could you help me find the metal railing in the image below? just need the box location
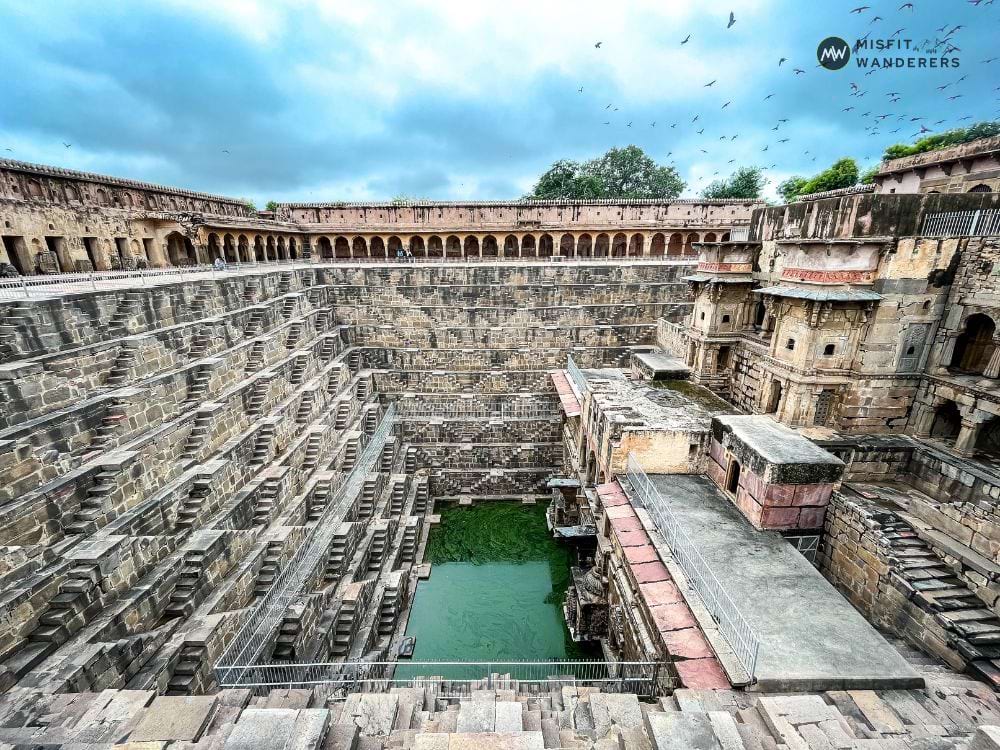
[624,452,760,680]
[0,260,313,300]
[215,659,668,697]
[921,209,1000,237]
[214,405,396,683]
[314,254,692,265]
[566,354,588,397]
[727,226,750,242]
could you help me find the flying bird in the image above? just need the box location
[650,122,656,127]
[850,5,870,12]
[681,34,691,44]
[899,2,913,8]
[778,118,789,123]
[594,41,602,48]
[700,149,708,153]
[850,82,859,91]
[603,121,610,125]
[762,145,769,152]
[606,103,612,109]
[722,101,731,109]
[727,11,736,28]
[778,57,787,66]
[222,149,230,154]
[779,138,790,143]
[692,114,700,122]
[763,93,774,100]
[843,106,855,112]
[891,28,904,38]
[697,128,705,134]
[62,143,71,148]
[727,159,736,163]
[626,122,632,127]
[793,68,805,74]
[948,94,963,100]
[870,15,883,24]
[578,87,583,93]
[704,79,717,87]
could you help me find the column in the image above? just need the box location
[954,418,982,456]
[910,403,936,437]
[984,343,1000,378]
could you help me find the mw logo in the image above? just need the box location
[817,37,851,70]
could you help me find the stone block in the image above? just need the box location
[128,696,218,743]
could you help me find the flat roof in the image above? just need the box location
[646,474,923,691]
[633,352,691,376]
[715,415,845,467]
[753,285,882,302]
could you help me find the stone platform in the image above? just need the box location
[646,474,923,691]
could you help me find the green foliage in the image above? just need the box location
[778,158,860,202]
[777,176,808,203]
[241,199,257,212]
[701,166,765,199]
[860,166,879,185]
[265,200,278,211]
[882,121,1000,161]
[528,145,684,199]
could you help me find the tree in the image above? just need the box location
[859,166,878,185]
[777,176,808,203]
[701,166,765,199]
[527,146,684,199]
[777,158,859,202]
[883,120,1000,161]
[265,200,279,211]
[241,199,257,212]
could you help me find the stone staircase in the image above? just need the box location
[165,642,208,695]
[185,364,213,402]
[254,541,283,598]
[181,410,214,461]
[397,518,419,565]
[324,528,351,583]
[357,478,379,520]
[250,422,277,467]
[341,438,359,470]
[285,321,304,349]
[303,431,325,469]
[254,477,282,526]
[388,479,406,517]
[290,353,308,384]
[244,339,266,374]
[106,345,138,387]
[64,471,116,535]
[164,550,206,619]
[107,292,142,335]
[26,564,102,651]
[189,326,212,359]
[367,522,392,574]
[335,402,353,429]
[175,478,213,531]
[90,402,127,450]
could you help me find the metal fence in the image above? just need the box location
[214,404,396,683]
[566,354,588,397]
[624,452,760,680]
[215,659,669,697]
[921,209,1000,237]
[0,260,313,300]
[395,402,558,420]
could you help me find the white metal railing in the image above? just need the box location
[215,405,396,682]
[214,660,670,696]
[624,452,760,680]
[728,226,750,241]
[921,209,1000,237]
[0,260,313,300]
[566,354,587,397]
[397,403,558,420]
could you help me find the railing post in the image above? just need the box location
[970,210,982,236]
[20,276,29,299]
[90,272,97,291]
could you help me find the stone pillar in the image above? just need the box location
[955,418,982,456]
[910,403,936,437]
[935,334,958,372]
[984,343,1000,378]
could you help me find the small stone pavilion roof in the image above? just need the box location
[713,415,844,485]
[753,285,882,302]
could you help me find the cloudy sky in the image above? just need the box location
[0,0,997,205]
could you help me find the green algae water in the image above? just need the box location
[396,502,598,678]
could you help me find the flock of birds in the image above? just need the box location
[580,2,999,192]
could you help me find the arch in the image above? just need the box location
[482,235,499,257]
[334,236,350,258]
[277,237,288,260]
[207,233,222,262]
[628,233,643,257]
[704,232,717,243]
[559,233,574,257]
[753,301,767,329]
[650,233,665,257]
[387,236,403,258]
[238,234,251,262]
[683,233,699,255]
[409,235,426,257]
[254,236,265,262]
[594,233,610,257]
[504,235,519,257]
[577,233,593,257]
[317,236,333,260]
[370,236,386,258]
[969,184,992,193]
[667,233,683,256]
[352,236,368,258]
[930,401,962,442]
[223,234,237,263]
[950,313,996,375]
[539,233,554,258]
[289,237,298,259]
[165,231,196,267]
[521,235,536,257]
[428,235,443,258]
[611,233,628,257]
[266,236,277,261]
[446,235,462,258]
[463,236,480,258]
